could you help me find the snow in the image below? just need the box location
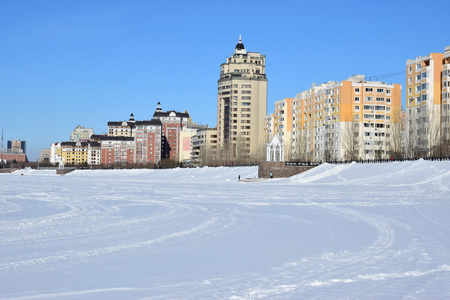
[1,160,450,299]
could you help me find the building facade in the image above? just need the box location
[107,114,136,137]
[91,135,136,166]
[7,140,26,153]
[60,141,101,165]
[192,127,218,165]
[266,75,402,162]
[153,102,191,162]
[39,149,51,163]
[134,119,163,165]
[406,46,450,157]
[217,36,267,160]
[70,125,94,142]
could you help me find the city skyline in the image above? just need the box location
[1,0,448,160]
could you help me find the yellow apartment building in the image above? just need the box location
[61,141,101,165]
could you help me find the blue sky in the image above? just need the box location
[1,0,448,161]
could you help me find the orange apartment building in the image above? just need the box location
[406,46,450,157]
[267,75,402,162]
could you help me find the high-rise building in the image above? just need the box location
[406,46,450,157]
[266,75,402,161]
[134,120,162,165]
[217,36,267,159]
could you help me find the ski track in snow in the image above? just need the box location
[1,162,450,299]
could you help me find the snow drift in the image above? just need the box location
[1,160,449,299]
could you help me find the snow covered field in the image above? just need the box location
[1,160,450,299]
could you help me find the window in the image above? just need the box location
[386,89,391,94]
[376,97,385,102]
[366,96,373,101]
[355,96,360,102]
[376,88,384,93]
[409,66,412,73]
[355,105,360,111]
[355,88,360,93]
[416,63,421,70]
[365,88,373,92]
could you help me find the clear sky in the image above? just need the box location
[1,0,448,161]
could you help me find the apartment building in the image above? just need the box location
[70,125,94,142]
[50,142,62,164]
[217,36,267,159]
[134,120,163,165]
[90,135,135,166]
[268,75,402,162]
[60,141,101,165]
[443,47,450,145]
[263,113,275,144]
[406,48,448,157]
[273,98,293,159]
[107,114,136,137]
[153,102,191,162]
[192,127,218,165]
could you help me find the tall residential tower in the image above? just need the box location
[217,36,267,159]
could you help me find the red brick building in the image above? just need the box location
[153,102,191,161]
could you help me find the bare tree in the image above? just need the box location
[387,110,404,159]
[341,115,360,161]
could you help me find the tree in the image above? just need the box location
[341,114,360,161]
[387,110,404,159]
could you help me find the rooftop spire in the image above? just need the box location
[235,34,245,52]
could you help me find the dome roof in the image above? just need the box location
[235,34,245,50]
[235,41,245,50]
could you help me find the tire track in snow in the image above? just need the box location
[0,215,219,272]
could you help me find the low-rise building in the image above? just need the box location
[61,141,101,166]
